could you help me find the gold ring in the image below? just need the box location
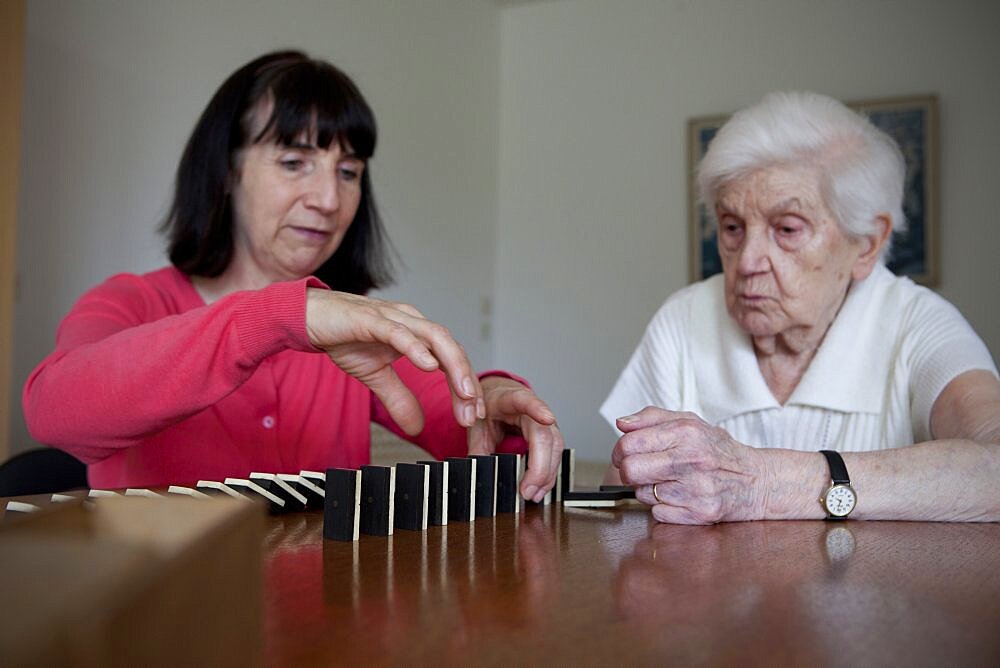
[652,483,664,504]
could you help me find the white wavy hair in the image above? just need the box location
[696,91,906,260]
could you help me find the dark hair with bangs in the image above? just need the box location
[160,50,394,293]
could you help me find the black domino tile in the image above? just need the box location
[324,468,362,541]
[417,460,449,526]
[359,465,395,536]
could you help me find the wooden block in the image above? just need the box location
[249,473,307,511]
[417,460,449,526]
[359,465,395,536]
[445,457,476,522]
[224,478,286,513]
[0,497,264,665]
[495,453,523,514]
[469,455,497,517]
[560,448,576,500]
[167,486,211,500]
[394,463,430,531]
[323,468,361,542]
[563,488,633,508]
[278,473,324,509]
[196,480,250,501]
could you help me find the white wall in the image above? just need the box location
[496,0,1000,460]
[11,0,500,454]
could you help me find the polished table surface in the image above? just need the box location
[262,505,1000,665]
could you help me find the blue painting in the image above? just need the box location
[689,95,938,285]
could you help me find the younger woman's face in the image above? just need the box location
[228,127,366,285]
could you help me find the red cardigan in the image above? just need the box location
[23,267,526,488]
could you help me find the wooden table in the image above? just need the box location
[262,505,1000,665]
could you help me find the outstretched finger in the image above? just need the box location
[488,387,556,426]
[520,420,562,500]
[360,364,425,436]
[380,311,484,426]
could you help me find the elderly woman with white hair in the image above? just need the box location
[602,91,1000,523]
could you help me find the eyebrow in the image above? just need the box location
[281,141,361,160]
[764,198,806,216]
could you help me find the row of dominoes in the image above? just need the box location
[3,449,638,529]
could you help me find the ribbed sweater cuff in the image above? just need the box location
[234,277,328,362]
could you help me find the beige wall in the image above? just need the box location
[496,0,1000,459]
[1,0,26,461]
[12,0,1000,464]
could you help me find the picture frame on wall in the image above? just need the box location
[686,94,939,285]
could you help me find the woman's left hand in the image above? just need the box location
[611,406,769,524]
[467,376,564,502]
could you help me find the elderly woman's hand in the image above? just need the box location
[467,376,564,502]
[612,406,769,524]
[305,288,484,436]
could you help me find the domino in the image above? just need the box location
[167,486,211,499]
[469,455,497,517]
[445,457,476,522]
[417,460,449,526]
[224,478,286,513]
[125,488,163,498]
[394,463,430,532]
[278,473,325,509]
[196,480,251,501]
[359,465,395,536]
[88,489,121,498]
[324,468,362,542]
[560,448,575,500]
[51,493,80,503]
[495,453,523,514]
[250,473,308,512]
[6,501,40,513]
[563,488,634,508]
[299,470,326,490]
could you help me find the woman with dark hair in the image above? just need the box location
[23,51,563,500]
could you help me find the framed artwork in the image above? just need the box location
[687,94,939,285]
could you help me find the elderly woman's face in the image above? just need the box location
[229,135,365,284]
[715,165,868,340]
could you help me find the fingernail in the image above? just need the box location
[477,398,487,419]
[532,490,546,503]
[523,485,539,500]
[463,404,475,426]
[462,377,475,398]
[421,352,437,367]
[617,414,639,424]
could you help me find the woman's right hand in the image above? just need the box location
[305,288,485,436]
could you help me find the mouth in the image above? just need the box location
[288,226,333,243]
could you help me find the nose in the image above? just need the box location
[305,168,339,214]
[735,227,771,275]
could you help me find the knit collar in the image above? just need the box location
[691,266,894,424]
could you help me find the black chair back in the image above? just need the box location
[0,448,88,496]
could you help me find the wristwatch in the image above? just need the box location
[819,450,857,519]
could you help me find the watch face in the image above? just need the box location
[826,484,857,517]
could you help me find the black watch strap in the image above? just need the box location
[819,450,850,485]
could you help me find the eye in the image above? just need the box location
[338,161,364,183]
[280,159,304,172]
[773,215,810,249]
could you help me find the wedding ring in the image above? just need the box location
[652,483,664,504]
